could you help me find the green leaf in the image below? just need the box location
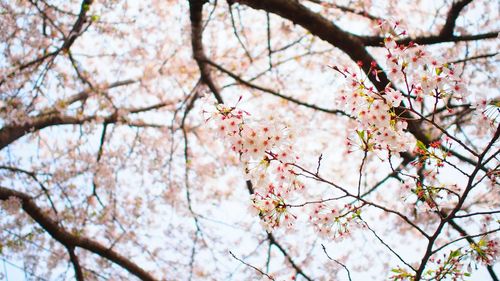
[450,249,461,258]
[391,268,401,273]
[489,99,500,107]
[416,140,426,150]
[356,130,365,140]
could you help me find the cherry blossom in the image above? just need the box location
[1,1,498,281]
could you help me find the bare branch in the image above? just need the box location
[188,0,223,103]
[67,246,85,281]
[440,0,473,37]
[205,59,352,117]
[321,244,352,281]
[62,0,94,51]
[229,251,275,280]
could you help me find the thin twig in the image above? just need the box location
[229,251,275,280]
[321,244,352,281]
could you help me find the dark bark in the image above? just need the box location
[0,186,159,281]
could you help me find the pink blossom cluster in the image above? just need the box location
[336,67,415,153]
[379,21,468,100]
[421,249,468,281]
[380,20,500,139]
[309,204,362,239]
[336,20,490,155]
[470,237,499,266]
[250,192,296,230]
[204,100,302,229]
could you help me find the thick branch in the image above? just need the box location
[0,101,168,149]
[440,0,473,37]
[361,0,497,46]
[0,186,159,281]
[67,246,85,281]
[0,114,84,150]
[62,0,94,51]
[234,0,389,90]
[233,0,432,146]
[188,0,223,103]
[362,32,499,47]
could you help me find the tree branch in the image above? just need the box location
[0,100,169,149]
[61,0,94,51]
[229,251,275,280]
[306,0,381,21]
[234,0,389,89]
[205,59,351,117]
[440,0,473,37]
[245,181,313,281]
[188,0,223,103]
[0,186,159,281]
[414,123,500,280]
[361,32,499,47]
[232,0,432,146]
[67,246,85,281]
[445,219,499,281]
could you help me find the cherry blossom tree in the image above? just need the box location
[0,0,498,280]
